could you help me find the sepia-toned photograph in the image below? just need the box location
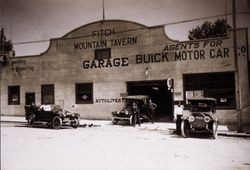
[1,0,250,169]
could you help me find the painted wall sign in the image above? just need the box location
[10,59,35,72]
[83,49,230,69]
[79,35,232,69]
[163,40,223,51]
[74,28,137,50]
[83,57,129,69]
[92,28,115,38]
[162,39,230,61]
[74,37,137,50]
[95,98,123,103]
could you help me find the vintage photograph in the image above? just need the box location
[1,0,250,169]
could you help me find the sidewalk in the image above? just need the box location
[1,116,250,137]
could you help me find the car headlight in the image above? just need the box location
[125,110,129,115]
[204,116,211,123]
[188,116,195,122]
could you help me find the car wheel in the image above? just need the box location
[71,119,79,128]
[52,116,62,129]
[181,120,189,138]
[212,122,218,139]
[112,117,118,125]
[129,115,136,126]
[27,115,35,127]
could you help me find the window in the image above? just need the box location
[8,86,20,105]
[183,72,236,109]
[76,83,93,104]
[95,48,111,60]
[41,84,54,104]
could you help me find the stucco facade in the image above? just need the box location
[0,20,249,128]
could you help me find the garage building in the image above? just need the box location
[0,20,249,128]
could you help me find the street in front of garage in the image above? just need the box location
[1,116,250,170]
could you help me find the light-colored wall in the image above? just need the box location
[0,20,249,125]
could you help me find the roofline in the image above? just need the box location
[62,19,152,38]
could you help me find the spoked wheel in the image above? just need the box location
[52,116,62,129]
[27,115,35,127]
[212,122,218,139]
[129,115,136,126]
[71,119,79,129]
[181,120,189,138]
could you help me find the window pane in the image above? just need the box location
[184,72,236,109]
[76,83,93,104]
[95,48,111,60]
[8,86,20,105]
[41,84,54,104]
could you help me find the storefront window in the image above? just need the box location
[183,72,236,109]
[75,83,93,104]
[8,86,20,105]
[41,84,54,104]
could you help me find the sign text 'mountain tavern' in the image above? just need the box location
[74,37,137,50]
[74,28,138,50]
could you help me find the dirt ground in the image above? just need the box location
[1,121,250,170]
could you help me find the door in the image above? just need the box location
[25,92,35,106]
[127,80,174,122]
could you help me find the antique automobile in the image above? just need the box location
[180,98,218,139]
[24,104,80,129]
[111,95,157,126]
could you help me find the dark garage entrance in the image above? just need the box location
[127,80,173,122]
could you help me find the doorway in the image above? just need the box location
[127,80,173,122]
[25,92,35,105]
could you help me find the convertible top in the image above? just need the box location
[123,95,149,100]
[188,97,217,102]
[188,98,217,106]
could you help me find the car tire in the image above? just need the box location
[212,122,218,139]
[181,120,189,138]
[27,115,35,127]
[52,116,62,129]
[112,117,118,125]
[71,118,79,128]
[129,115,136,126]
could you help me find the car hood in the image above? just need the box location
[189,112,215,119]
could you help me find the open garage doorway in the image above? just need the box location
[127,80,173,122]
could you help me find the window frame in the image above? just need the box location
[8,85,20,105]
[75,83,93,104]
[94,48,111,60]
[183,72,236,109]
[25,92,36,106]
[41,84,54,104]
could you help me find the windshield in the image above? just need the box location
[189,101,214,112]
[125,99,144,107]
